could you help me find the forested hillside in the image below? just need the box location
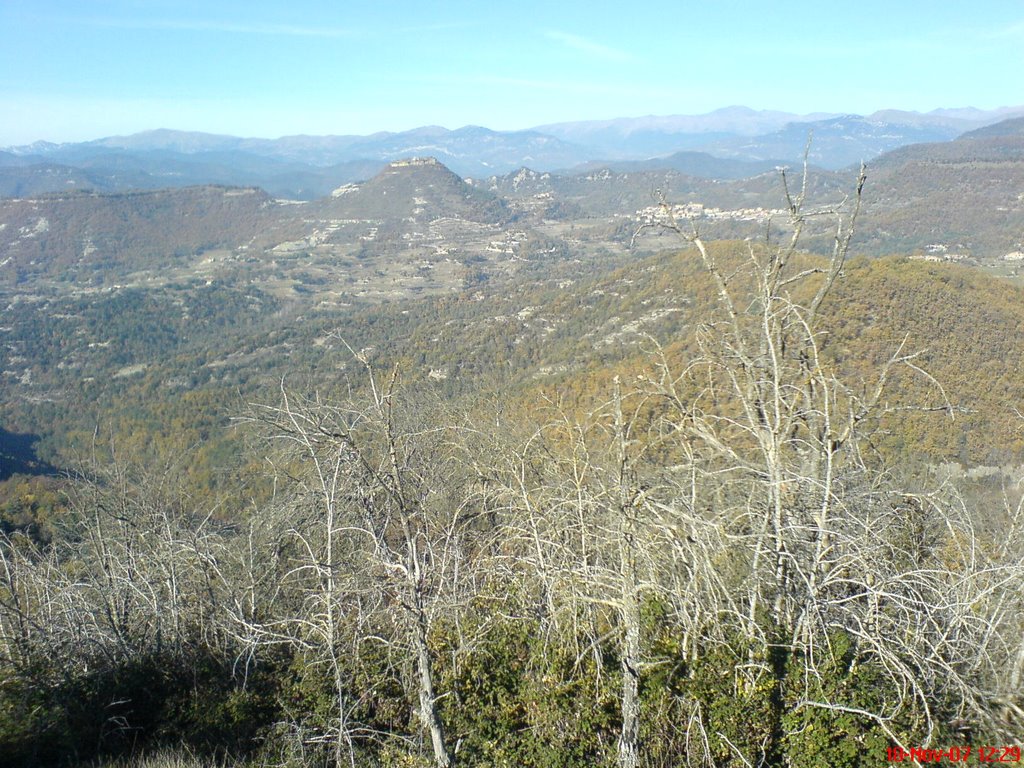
[8,0,1024,758]
[0,186,281,285]
[2,177,1023,767]
[1,156,1023,767]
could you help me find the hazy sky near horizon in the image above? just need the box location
[2,0,1023,145]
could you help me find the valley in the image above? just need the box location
[3,109,1024,768]
[5,114,1024,496]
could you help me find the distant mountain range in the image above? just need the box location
[3,105,1024,200]
[5,113,1024,293]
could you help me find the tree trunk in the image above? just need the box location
[619,588,641,768]
[413,603,452,768]
[615,378,641,768]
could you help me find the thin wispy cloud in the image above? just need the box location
[58,15,477,40]
[462,74,614,93]
[401,72,643,96]
[986,19,1024,38]
[542,30,632,62]
[86,17,356,39]
[392,21,478,34]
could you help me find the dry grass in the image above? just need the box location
[89,750,231,768]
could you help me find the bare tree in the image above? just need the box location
[632,156,1024,754]
[241,361,492,767]
[495,376,730,768]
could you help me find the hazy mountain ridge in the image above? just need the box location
[4,135,1024,767]
[533,106,841,158]
[700,114,967,169]
[6,113,1024,297]
[0,162,122,198]
[536,105,1024,166]
[569,151,787,179]
[0,144,386,200]
[4,125,592,183]
[5,105,1024,199]
[958,116,1024,140]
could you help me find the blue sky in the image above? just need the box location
[2,0,1023,145]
